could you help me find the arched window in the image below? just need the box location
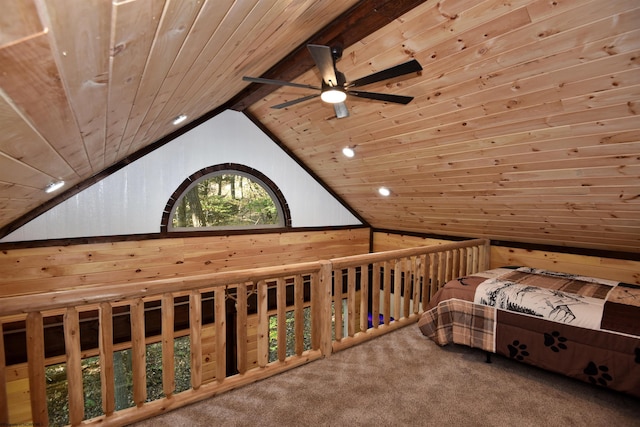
[162,164,290,232]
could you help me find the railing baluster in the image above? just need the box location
[412,257,420,315]
[277,278,287,361]
[403,259,412,319]
[26,311,48,426]
[294,275,304,355]
[359,265,369,333]
[64,307,84,425]
[383,261,391,325]
[471,246,479,272]
[452,249,460,279]
[215,288,226,382]
[161,294,175,397]
[190,291,202,390]
[236,283,248,374]
[333,272,343,341]
[310,273,319,350]
[442,251,449,284]
[422,254,430,310]
[319,261,333,357]
[462,248,467,276]
[443,252,449,285]
[431,253,439,298]
[372,262,381,328]
[347,267,356,337]
[0,322,7,425]
[130,299,146,407]
[257,280,269,367]
[393,259,402,321]
[99,303,115,416]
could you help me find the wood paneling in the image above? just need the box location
[373,231,639,284]
[491,245,640,285]
[0,228,370,297]
[248,0,640,254]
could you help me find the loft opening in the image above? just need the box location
[161,163,291,232]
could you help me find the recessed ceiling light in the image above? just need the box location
[45,180,65,193]
[378,187,391,196]
[172,114,187,125]
[342,147,355,158]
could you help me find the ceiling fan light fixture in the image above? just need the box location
[320,89,347,104]
[45,180,65,193]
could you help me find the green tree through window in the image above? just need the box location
[169,170,285,230]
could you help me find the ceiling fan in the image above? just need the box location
[243,44,422,118]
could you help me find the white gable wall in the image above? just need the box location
[2,111,361,242]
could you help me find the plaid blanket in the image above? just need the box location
[417,298,495,352]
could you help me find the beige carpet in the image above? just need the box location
[131,325,640,427]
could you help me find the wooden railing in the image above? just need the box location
[0,239,489,426]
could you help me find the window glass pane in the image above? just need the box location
[171,173,281,229]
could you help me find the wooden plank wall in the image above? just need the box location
[372,231,639,284]
[491,246,640,285]
[372,231,461,252]
[0,228,370,298]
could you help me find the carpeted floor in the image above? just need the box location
[131,325,640,427]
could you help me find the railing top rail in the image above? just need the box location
[0,260,323,317]
[329,238,489,269]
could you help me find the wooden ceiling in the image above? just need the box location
[1,0,639,254]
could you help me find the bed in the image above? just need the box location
[417,266,640,398]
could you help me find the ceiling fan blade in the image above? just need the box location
[271,94,320,109]
[348,90,414,104]
[333,102,349,118]
[348,59,422,88]
[307,44,339,87]
[243,76,320,90]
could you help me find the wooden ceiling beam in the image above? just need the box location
[227,0,427,111]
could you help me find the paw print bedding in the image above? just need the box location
[417,266,640,397]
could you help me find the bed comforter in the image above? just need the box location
[418,267,640,397]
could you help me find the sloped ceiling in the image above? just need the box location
[0,0,638,254]
[244,0,640,254]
